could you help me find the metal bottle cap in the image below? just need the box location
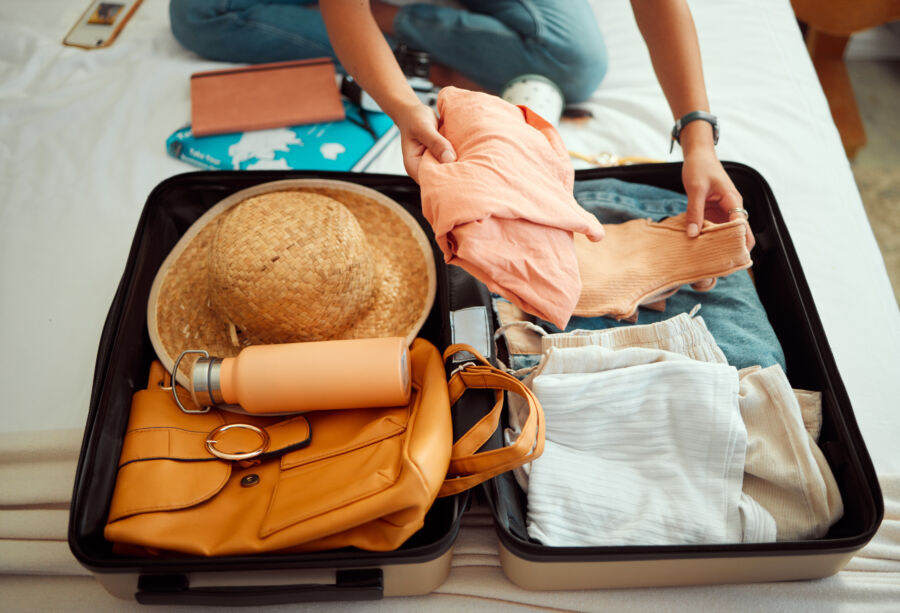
[191,355,225,408]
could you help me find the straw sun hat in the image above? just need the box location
[148,179,436,388]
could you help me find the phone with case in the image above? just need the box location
[63,0,143,49]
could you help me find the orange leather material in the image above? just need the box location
[574,212,752,320]
[104,339,453,555]
[437,344,545,497]
[104,340,546,554]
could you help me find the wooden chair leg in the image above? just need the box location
[805,28,867,159]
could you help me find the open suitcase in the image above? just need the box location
[68,163,883,603]
[485,163,885,589]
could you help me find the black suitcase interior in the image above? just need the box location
[486,163,883,589]
[69,171,469,604]
[68,163,883,602]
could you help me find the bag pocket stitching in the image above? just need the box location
[107,460,231,521]
[279,394,415,470]
[261,436,405,537]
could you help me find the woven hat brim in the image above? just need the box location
[148,179,437,388]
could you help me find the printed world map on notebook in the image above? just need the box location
[167,102,394,172]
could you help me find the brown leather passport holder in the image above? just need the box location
[190,58,345,137]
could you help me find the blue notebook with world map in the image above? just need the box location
[166,101,396,172]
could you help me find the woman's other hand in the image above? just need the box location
[680,123,755,251]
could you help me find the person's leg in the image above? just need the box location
[392,0,608,102]
[169,0,337,64]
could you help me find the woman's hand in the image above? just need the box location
[630,0,754,251]
[681,142,755,251]
[394,102,456,183]
[318,1,455,182]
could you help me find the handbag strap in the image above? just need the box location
[437,343,545,497]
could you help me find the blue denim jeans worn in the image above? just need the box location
[169,0,338,64]
[168,0,607,102]
[499,178,786,372]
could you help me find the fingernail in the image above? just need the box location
[687,223,699,237]
[441,150,456,163]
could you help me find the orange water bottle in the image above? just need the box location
[175,337,411,415]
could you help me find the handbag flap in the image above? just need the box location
[107,457,231,522]
[107,385,232,522]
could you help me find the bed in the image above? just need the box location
[1,0,898,610]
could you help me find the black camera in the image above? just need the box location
[341,45,438,113]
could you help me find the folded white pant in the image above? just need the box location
[494,308,727,368]
[524,345,776,546]
[507,312,725,433]
[543,311,728,364]
[511,314,842,543]
[739,365,843,540]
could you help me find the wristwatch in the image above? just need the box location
[670,110,719,153]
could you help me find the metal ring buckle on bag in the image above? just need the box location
[206,423,270,461]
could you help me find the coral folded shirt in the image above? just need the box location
[418,87,604,329]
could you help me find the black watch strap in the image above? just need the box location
[670,110,719,152]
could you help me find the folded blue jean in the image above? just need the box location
[498,178,786,372]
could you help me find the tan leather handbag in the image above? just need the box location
[104,339,543,556]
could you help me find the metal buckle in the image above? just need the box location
[206,423,270,461]
[162,350,211,414]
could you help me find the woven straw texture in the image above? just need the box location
[208,191,378,344]
[148,181,435,387]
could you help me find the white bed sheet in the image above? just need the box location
[1,0,898,610]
